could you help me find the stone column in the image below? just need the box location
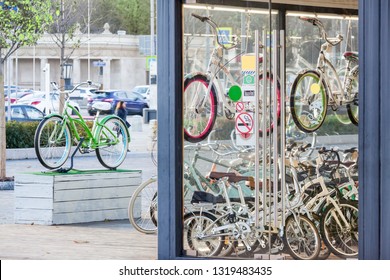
[40,58,48,91]
[72,58,81,85]
[102,58,111,89]
[6,58,14,87]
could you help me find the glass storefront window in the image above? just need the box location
[181,2,358,260]
[182,3,278,259]
[286,13,359,136]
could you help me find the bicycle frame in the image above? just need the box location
[286,147,355,232]
[47,99,122,151]
[186,46,239,117]
[184,144,257,197]
[306,23,358,109]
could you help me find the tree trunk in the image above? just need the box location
[0,57,6,179]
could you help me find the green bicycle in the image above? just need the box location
[34,81,130,170]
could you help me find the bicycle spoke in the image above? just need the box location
[96,117,128,169]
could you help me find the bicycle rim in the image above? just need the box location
[183,212,223,257]
[320,202,359,258]
[96,117,128,169]
[128,178,158,234]
[283,215,321,260]
[34,116,71,169]
[347,72,359,126]
[332,109,352,125]
[183,75,217,143]
[290,71,328,133]
[151,140,158,167]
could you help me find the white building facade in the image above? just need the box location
[5,23,151,91]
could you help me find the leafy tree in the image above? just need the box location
[0,0,53,179]
[49,0,88,64]
[49,0,89,113]
[92,0,151,35]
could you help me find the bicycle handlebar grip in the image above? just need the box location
[299,143,312,152]
[191,13,209,22]
[299,16,317,25]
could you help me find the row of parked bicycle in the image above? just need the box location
[127,130,358,260]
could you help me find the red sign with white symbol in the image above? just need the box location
[235,101,245,112]
[235,112,254,135]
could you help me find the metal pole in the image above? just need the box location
[33,45,36,90]
[262,29,268,229]
[150,0,155,56]
[272,30,278,227]
[6,56,11,121]
[87,0,90,80]
[44,63,50,113]
[255,30,260,228]
[280,30,286,227]
[15,50,18,89]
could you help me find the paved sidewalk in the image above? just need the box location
[0,221,157,260]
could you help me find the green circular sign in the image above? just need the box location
[228,85,242,101]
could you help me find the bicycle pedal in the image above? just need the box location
[80,148,94,154]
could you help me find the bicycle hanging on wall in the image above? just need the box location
[289,17,359,133]
[183,13,280,143]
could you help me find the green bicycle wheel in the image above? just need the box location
[347,68,359,126]
[34,115,72,169]
[96,116,129,169]
[290,70,328,133]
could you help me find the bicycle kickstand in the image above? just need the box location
[55,138,85,173]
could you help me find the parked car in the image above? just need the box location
[17,91,45,104]
[4,91,32,104]
[87,90,149,116]
[17,91,80,114]
[69,86,98,102]
[3,85,21,96]
[4,104,45,122]
[131,85,150,101]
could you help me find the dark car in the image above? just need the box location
[87,90,149,116]
[4,104,45,122]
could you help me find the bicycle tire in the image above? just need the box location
[258,72,281,137]
[183,74,218,143]
[290,70,328,133]
[320,201,358,259]
[183,211,224,257]
[347,67,359,126]
[128,177,158,234]
[283,214,321,260]
[332,109,352,125]
[312,215,332,260]
[151,140,157,167]
[331,68,352,125]
[95,116,129,169]
[34,115,72,169]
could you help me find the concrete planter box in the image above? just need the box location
[14,170,141,225]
